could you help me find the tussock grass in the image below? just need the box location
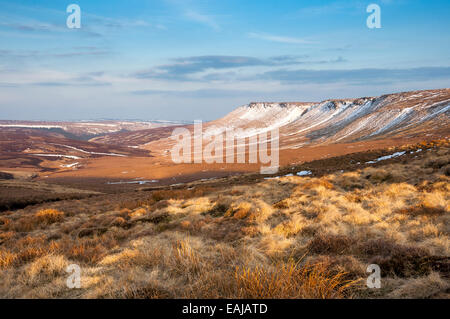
[0,141,448,298]
[234,261,358,299]
[35,209,65,225]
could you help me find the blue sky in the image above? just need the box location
[0,0,449,121]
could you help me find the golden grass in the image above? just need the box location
[0,141,448,298]
[35,209,65,224]
[234,261,358,299]
[387,272,449,299]
[0,250,17,269]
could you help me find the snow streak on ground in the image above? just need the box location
[366,151,406,164]
[106,180,159,185]
[31,154,81,160]
[51,144,127,157]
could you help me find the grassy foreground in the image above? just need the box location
[0,140,449,298]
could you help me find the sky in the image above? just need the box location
[0,0,449,121]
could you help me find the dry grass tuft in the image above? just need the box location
[35,209,65,225]
[308,234,356,255]
[396,205,447,216]
[21,254,68,286]
[0,250,17,269]
[235,261,358,299]
[332,172,368,190]
[205,201,230,217]
[227,202,253,220]
[171,239,202,275]
[303,179,335,190]
[362,168,394,183]
[388,272,450,299]
[424,155,450,169]
[0,216,11,227]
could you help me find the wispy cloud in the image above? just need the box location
[248,32,315,44]
[184,10,220,31]
[0,80,111,88]
[261,67,450,84]
[134,55,268,80]
[31,80,111,87]
[0,21,58,32]
[86,13,165,31]
[295,1,364,16]
[0,5,164,40]
[0,47,110,60]
[133,55,346,81]
[0,68,111,88]
[130,88,262,98]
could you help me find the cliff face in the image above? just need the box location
[209,88,450,148]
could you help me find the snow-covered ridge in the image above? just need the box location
[203,88,450,149]
[0,124,64,129]
[0,120,179,137]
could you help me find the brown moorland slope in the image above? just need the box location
[1,89,448,188]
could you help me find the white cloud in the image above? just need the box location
[184,10,220,31]
[247,32,315,44]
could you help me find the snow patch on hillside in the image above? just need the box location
[366,151,406,164]
[31,154,81,160]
